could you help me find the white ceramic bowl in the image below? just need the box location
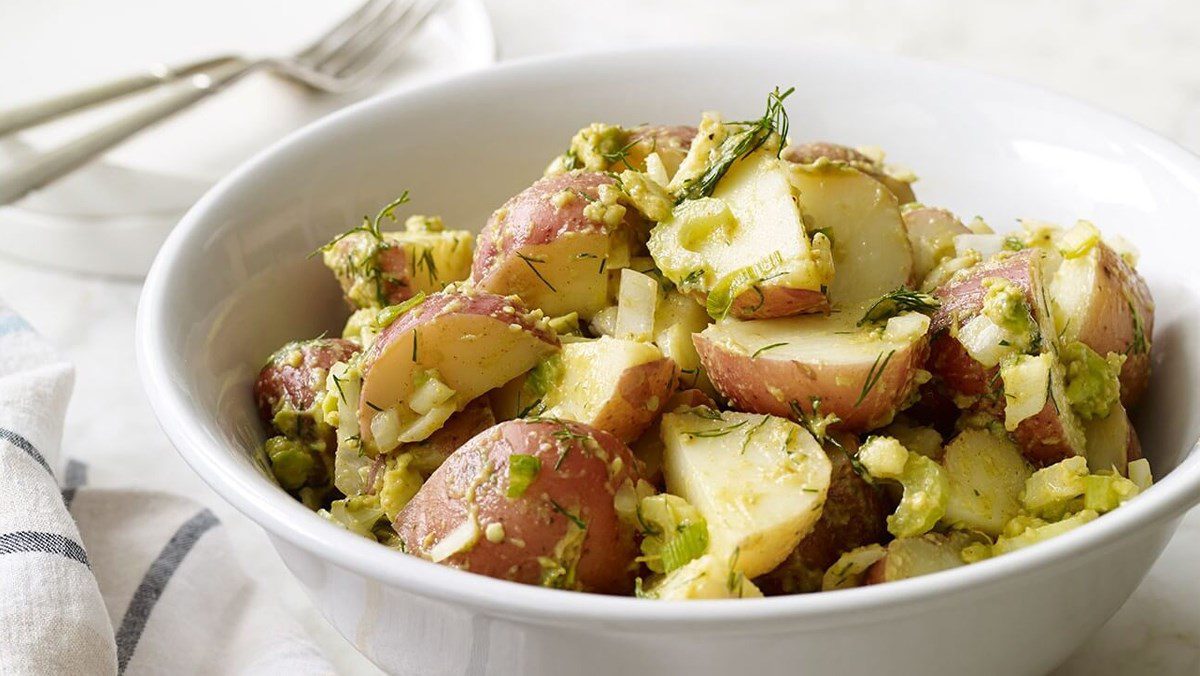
[137,46,1200,676]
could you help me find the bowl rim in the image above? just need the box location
[137,44,1200,628]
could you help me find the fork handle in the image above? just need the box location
[0,55,244,138]
[0,59,254,206]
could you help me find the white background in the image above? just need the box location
[1,0,1198,673]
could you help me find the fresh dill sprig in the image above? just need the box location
[600,136,641,171]
[751,342,788,358]
[854,350,896,407]
[516,252,557,292]
[1126,298,1148,355]
[686,420,748,438]
[675,87,795,203]
[549,499,587,530]
[312,191,411,256]
[858,287,941,326]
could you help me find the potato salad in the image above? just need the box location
[252,88,1155,598]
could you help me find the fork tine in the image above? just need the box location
[306,0,417,75]
[320,0,447,81]
[294,0,394,63]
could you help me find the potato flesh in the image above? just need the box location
[788,163,913,306]
[941,429,1031,536]
[503,233,613,320]
[543,337,667,423]
[360,313,556,442]
[661,410,832,578]
[1085,402,1132,475]
[700,305,923,366]
[647,554,763,600]
[651,149,822,294]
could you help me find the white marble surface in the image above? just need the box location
[1,0,1198,673]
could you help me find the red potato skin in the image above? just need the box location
[1127,422,1143,464]
[1067,244,1154,407]
[254,338,360,427]
[1012,397,1082,465]
[471,172,648,288]
[727,285,829,320]
[929,249,1088,464]
[395,420,642,594]
[361,289,557,373]
[928,249,1045,406]
[592,357,679,442]
[758,439,889,595]
[693,333,931,433]
[782,142,916,204]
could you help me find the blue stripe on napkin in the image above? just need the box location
[115,508,220,674]
[0,427,52,476]
[0,531,90,567]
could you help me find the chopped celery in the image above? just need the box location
[858,436,949,538]
[1021,456,1088,519]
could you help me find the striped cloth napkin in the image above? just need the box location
[0,303,333,675]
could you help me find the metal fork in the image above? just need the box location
[0,0,448,206]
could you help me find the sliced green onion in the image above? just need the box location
[659,521,709,573]
[507,454,541,498]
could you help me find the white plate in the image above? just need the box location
[138,46,1200,676]
[0,0,494,276]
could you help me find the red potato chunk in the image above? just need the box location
[928,248,1049,403]
[929,249,1087,464]
[472,172,648,319]
[322,219,474,310]
[694,311,932,433]
[395,419,642,593]
[254,338,360,438]
[358,289,559,450]
[782,141,917,205]
[758,439,889,594]
[1050,242,1154,407]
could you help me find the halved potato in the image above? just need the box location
[395,419,642,593]
[758,440,889,594]
[1049,241,1154,406]
[782,142,917,205]
[649,146,832,320]
[358,289,559,450]
[660,409,832,578]
[940,429,1031,536]
[694,309,931,432]
[472,172,647,319]
[532,336,678,442]
[787,161,914,307]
